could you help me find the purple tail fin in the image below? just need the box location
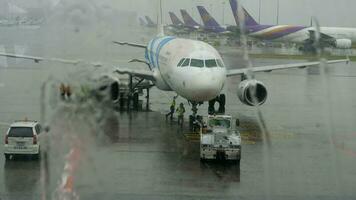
[197,6,225,32]
[180,9,200,27]
[229,0,259,27]
[169,12,183,26]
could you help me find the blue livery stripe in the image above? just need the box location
[156,37,175,69]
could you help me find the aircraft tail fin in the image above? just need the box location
[197,6,223,29]
[229,0,259,27]
[145,16,156,27]
[139,17,146,26]
[169,12,183,26]
[180,9,200,27]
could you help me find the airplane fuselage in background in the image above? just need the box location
[145,36,226,102]
[247,25,356,44]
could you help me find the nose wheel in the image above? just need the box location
[189,102,203,132]
[208,94,226,115]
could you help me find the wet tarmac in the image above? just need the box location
[0,26,356,200]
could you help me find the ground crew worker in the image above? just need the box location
[65,85,72,99]
[166,96,177,120]
[176,103,185,126]
[60,83,66,100]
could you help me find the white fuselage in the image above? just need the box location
[145,37,226,102]
[249,25,356,44]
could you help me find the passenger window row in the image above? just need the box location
[177,58,224,68]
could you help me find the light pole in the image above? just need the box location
[222,1,226,25]
[276,0,280,25]
[258,0,262,24]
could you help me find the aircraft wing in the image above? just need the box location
[226,59,349,77]
[114,68,155,81]
[112,41,147,49]
[0,51,155,82]
[0,52,82,65]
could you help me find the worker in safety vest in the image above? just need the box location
[65,85,72,99]
[176,103,185,126]
[166,96,177,120]
[60,83,66,100]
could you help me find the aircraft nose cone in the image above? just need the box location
[184,71,225,102]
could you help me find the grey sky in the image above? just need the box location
[4,0,356,27]
[113,0,355,27]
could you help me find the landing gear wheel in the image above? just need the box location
[217,94,226,114]
[33,154,40,160]
[208,99,216,115]
[5,154,10,161]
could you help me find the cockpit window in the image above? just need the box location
[190,59,204,68]
[181,58,190,67]
[177,58,185,67]
[216,59,225,68]
[205,59,217,68]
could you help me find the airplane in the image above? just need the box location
[180,9,203,31]
[138,17,147,27]
[229,0,356,52]
[144,16,157,28]
[0,23,349,123]
[197,6,229,34]
[167,12,190,34]
[169,12,184,28]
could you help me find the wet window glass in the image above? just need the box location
[205,59,217,68]
[181,58,190,67]
[208,119,231,128]
[216,59,224,68]
[177,58,185,67]
[8,127,34,137]
[190,59,204,67]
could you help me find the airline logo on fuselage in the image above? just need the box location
[146,37,176,69]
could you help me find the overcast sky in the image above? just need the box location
[6,0,356,27]
[109,0,356,27]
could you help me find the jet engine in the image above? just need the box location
[334,39,352,49]
[237,80,268,106]
[90,74,120,104]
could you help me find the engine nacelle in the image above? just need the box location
[93,74,120,103]
[335,39,352,49]
[237,80,268,106]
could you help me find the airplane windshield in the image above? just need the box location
[177,58,185,67]
[216,59,225,68]
[190,59,204,67]
[181,58,190,67]
[205,59,217,68]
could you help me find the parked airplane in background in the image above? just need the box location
[229,0,356,51]
[145,16,157,28]
[168,12,190,34]
[197,6,229,34]
[180,9,202,30]
[169,12,184,28]
[138,17,147,27]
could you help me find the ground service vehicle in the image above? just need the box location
[4,120,43,160]
[200,115,241,163]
